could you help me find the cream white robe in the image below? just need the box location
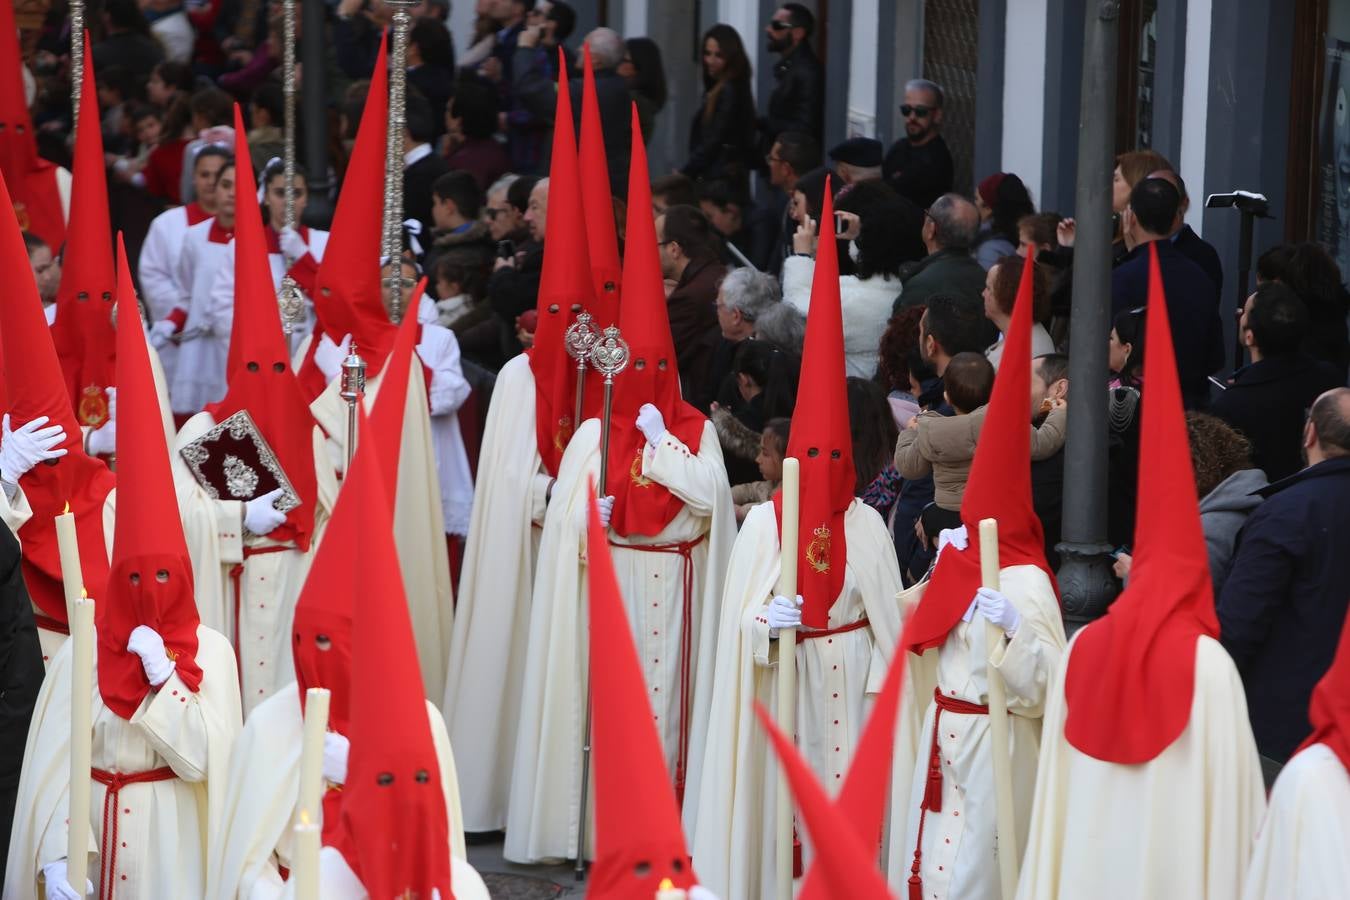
[2,624,242,900]
[413,298,474,536]
[685,499,910,900]
[138,205,200,386]
[277,847,490,900]
[1242,742,1350,900]
[172,412,339,716]
[442,353,546,832]
[205,683,465,900]
[170,219,233,414]
[504,417,736,864]
[900,565,1066,899]
[309,352,454,703]
[206,230,329,350]
[1015,634,1266,900]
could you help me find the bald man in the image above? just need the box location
[894,192,987,314]
[566,28,632,199]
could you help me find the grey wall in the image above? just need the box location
[1150,0,1188,164]
[1038,0,1085,214]
[975,0,1006,188]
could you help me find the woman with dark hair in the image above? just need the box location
[710,338,800,485]
[787,166,836,230]
[681,24,757,188]
[848,376,902,517]
[974,172,1036,269]
[982,253,1055,368]
[1107,305,1146,548]
[619,37,668,144]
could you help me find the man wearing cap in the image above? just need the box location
[829,137,883,186]
[883,79,955,210]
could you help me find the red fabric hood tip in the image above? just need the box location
[755,703,897,899]
[772,178,852,630]
[530,46,596,476]
[1298,598,1350,773]
[333,406,452,900]
[584,486,697,898]
[605,104,705,538]
[204,106,319,552]
[366,279,426,512]
[903,249,1056,655]
[102,234,203,720]
[0,0,63,250]
[301,34,396,399]
[50,35,117,429]
[1063,242,1219,763]
[0,167,114,626]
[579,43,621,326]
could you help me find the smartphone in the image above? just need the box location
[834,211,848,237]
[496,239,516,260]
[1109,545,1131,560]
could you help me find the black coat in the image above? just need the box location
[683,80,758,186]
[882,136,954,211]
[0,523,43,886]
[1219,457,1350,761]
[568,70,633,200]
[762,43,824,149]
[1172,224,1224,300]
[1209,354,1345,483]
[403,151,452,243]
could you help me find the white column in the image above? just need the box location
[999,0,1049,202]
[847,0,880,136]
[1180,0,1212,233]
[718,0,760,99]
[622,0,648,37]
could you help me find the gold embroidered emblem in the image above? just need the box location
[78,384,109,428]
[554,416,573,451]
[630,447,653,487]
[164,647,179,662]
[805,525,832,573]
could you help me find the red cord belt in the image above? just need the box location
[608,533,706,805]
[228,545,292,652]
[90,766,177,900]
[798,617,870,640]
[909,687,988,900]
[33,612,70,635]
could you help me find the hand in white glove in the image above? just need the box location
[0,414,68,483]
[765,593,803,638]
[41,860,92,900]
[243,488,287,536]
[314,333,352,381]
[635,403,667,447]
[936,524,968,557]
[278,225,309,261]
[974,586,1021,637]
[148,318,177,349]
[322,731,350,786]
[127,624,176,687]
[596,495,615,528]
[85,389,117,456]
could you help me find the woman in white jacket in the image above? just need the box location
[782,180,922,378]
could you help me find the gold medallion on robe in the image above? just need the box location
[79,383,110,428]
[630,447,653,487]
[806,524,832,574]
[554,416,573,452]
[12,201,29,231]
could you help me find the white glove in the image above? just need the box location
[322,731,350,786]
[936,524,968,557]
[41,861,91,900]
[126,624,176,687]
[596,495,614,528]
[314,333,352,381]
[765,593,803,638]
[243,488,287,536]
[635,403,667,447]
[279,225,309,261]
[974,586,1021,637]
[0,414,68,483]
[148,318,177,349]
[85,389,116,456]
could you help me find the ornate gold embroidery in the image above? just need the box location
[806,525,832,574]
[554,416,573,452]
[630,447,653,487]
[78,384,109,427]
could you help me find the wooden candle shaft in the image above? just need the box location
[774,458,800,900]
[66,598,95,892]
[978,518,1019,900]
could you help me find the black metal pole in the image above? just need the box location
[301,0,334,228]
[1056,0,1122,630]
[1233,208,1255,368]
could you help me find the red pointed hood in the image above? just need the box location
[605,105,705,538]
[798,634,910,899]
[579,43,621,326]
[756,704,896,899]
[774,180,852,629]
[203,107,319,550]
[333,407,452,900]
[0,2,63,249]
[584,488,696,899]
[102,235,203,720]
[0,168,114,626]
[304,36,397,395]
[367,280,426,514]
[905,251,1055,654]
[51,35,117,429]
[530,47,595,476]
[1063,243,1218,762]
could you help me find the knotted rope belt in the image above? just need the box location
[90,765,177,900]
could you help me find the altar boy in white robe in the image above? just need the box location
[505,105,736,865]
[3,245,241,900]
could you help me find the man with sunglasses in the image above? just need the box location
[883,78,954,210]
[761,4,823,154]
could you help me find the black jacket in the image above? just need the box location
[762,43,824,149]
[882,136,955,211]
[0,522,43,885]
[568,70,633,200]
[1172,224,1224,300]
[684,80,758,185]
[1219,457,1350,761]
[487,241,544,358]
[1209,354,1344,482]
[403,151,452,242]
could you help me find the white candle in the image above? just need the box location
[774,458,800,900]
[291,811,320,900]
[55,503,84,622]
[655,878,687,900]
[66,595,95,893]
[296,688,330,825]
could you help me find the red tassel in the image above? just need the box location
[792,825,804,878]
[922,755,943,812]
[908,850,923,900]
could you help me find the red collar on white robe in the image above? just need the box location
[185,202,211,226]
[207,219,235,244]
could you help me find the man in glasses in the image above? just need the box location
[761,4,823,154]
[883,78,954,210]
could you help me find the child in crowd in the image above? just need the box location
[732,417,790,523]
